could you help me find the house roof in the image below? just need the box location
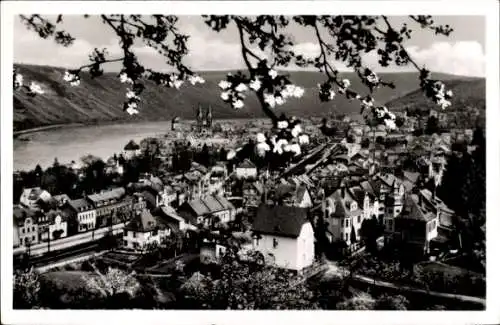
[13,206,40,226]
[22,187,50,201]
[329,189,363,218]
[253,204,309,238]
[401,194,437,222]
[87,187,126,204]
[68,198,94,212]
[45,209,70,223]
[140,190,157,207]
[126,209,165,232]
[124,140,140,151]
[238,159,256,169]
[53,194,71,203]
[185,195,235,216]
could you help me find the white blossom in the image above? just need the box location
[235,83,248,92]
[273,139,288,154]
[342,79,351,88]
[126,89,137,99]
[220,91,230,101]
[189,75,205,85]
[362,97,374,107]
[384,119,396,130]
[298,134,310,145]
[172,79,184,89]
[227,150,237,160]
[70,79,81,87]
[291,124,303,138]
[277,120,288,129]
[218,80,232,90]
[288,143,302,156]
[249,78,262,91]
[268,69,278,79]
[264,93,276,108]
[275,96,285,106]
[29,82,44,95]
[438,98,451,110]
[256,142,271,156]
[445,90,453,97]
[366,72,379,84]
[328,89,336,100]
[291,86,304,98]
[14,73,24,88]
[126,102,139,115]
[256,132,266,143]
[232,99,244,109]
[119,72,133,84]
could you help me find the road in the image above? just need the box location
[321,260,485,306]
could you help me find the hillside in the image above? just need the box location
[385,78,485,113]
[13,63,476,131]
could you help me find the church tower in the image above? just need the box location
[206,105,213,128]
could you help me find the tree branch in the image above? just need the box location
[235,18,278,123]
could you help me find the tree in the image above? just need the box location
[16,15,456,157]
[83,265,140,302]
[336,292,375,310]
[425,115,441,135]
[179,250,319,309]
[375,294,409,310]
[360,137,370,149]
[13,267,41,308]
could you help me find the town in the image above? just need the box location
[12,104,486,310]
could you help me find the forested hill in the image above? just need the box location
[13,63,478,131]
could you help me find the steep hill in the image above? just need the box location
[13,63,476,131]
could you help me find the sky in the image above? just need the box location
[13,15,486,76]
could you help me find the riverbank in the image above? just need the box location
[14,123,86,137]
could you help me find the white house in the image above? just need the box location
[123,140,141,159]
[68,198,97,233]
[19,187,52,209]
[45,210,69,240]
[235,159,258,179]
[251,205,315,271]
[13,206,40,247]
[123,209,171,251]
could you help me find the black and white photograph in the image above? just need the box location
[1,1,499,324]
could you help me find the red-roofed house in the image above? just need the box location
[252,205,315,271]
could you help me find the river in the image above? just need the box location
[13,119,267,172]
[14,121,176,171]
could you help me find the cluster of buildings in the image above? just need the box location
[14,115,462,274]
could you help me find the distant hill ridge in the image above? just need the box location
[13,63,483,131]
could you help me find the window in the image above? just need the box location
[388,219,393,229]
[357,215,361,223]
[133,232,136,238]
[22,228,25,234]
[33,235,35,241]
[273,238,279,248]
[341,219,344,227]
[345,233,349,242]
[346,219,349,228]
[124,231,128,237]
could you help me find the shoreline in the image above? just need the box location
[14,123,86,137]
